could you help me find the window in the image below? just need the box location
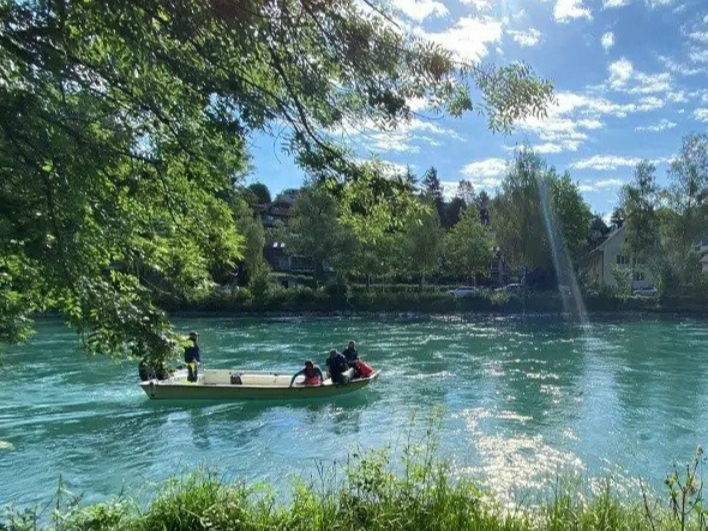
[616,254,630,265]
[633,271,645,281]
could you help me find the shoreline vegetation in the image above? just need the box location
[3,439,706,531]
[155,287,708,317]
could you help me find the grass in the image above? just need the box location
[4,437,708,531]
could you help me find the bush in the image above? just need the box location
[5,439,708,531]
[248,267,271,300]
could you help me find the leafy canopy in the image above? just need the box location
[492,150,591,274]
[444,207,493,281]
[0,0,553,360]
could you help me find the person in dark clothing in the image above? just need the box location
[289,360,324,387]
[325,349,350,384]
[342,340,359,366]
[342,340,360,377]
[184,331,200,382]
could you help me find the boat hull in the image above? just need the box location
[139,368,379,400]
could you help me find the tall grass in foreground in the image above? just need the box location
[3,441,707,531]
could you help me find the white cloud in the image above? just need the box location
[603,0,677,7]
[406,97,432,112]
[554,0,592,22]
[508,28,541,47]
[357,159,412,177]
[635,119,677,132]
[329,116,461,153]
[694,108,708,122]
[571,155,671,170]
[606,58,672,94]
[571,155,642,170]
[533,140,583,153]
[668,90,688,103]
[460,158,507,190]
[690,49,708,63]
[460,0,493,10]
[688,31,708,43]
[391,0,448,21]
[414,16,504,62]
[608,58,633,86]
[513,90,665,154]
[601,32,615,51]
[659,55,706,76]
[578,178,625,192]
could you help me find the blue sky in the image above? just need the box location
[247,0,708,217]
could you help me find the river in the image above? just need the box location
[1,314,707,508]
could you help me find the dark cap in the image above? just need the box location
[329,349,338,356]
[188,331,199,339]
[304,360,314,367]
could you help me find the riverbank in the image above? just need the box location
[3,446,702,531]
[156,288,708,317]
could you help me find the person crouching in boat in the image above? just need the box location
[342,340,374,378]
[290,360,324,387]
[184,331,200,383]
[326,349,350,384]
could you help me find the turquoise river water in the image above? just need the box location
[1,314,708,508]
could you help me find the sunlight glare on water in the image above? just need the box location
[1,315,708,509]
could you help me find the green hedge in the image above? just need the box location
[156,287,707,316]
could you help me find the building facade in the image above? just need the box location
[587,225,655,289]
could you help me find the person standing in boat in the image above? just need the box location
[184,331,200,383]
[289,360,324,387]
[326,348,350,384]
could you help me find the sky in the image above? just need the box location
[246,0,708,218]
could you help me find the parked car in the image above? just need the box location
[633,286,658,297]
[495,283,523,293]
[448,286,480,298]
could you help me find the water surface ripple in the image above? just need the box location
[1,315,707,507]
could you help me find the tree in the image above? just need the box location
[401,201,443,290]
[444,207,494,282]
[284,187,355,282]
[241,215,266,282]
[441,197,466,229]
[349,235,398,287]
[610,206,625,228]
[421,167,444,220]
[659,134,708,288]
[247,183,272,205]
[457,179,476,206]
[0,0,553,359]
[492,150,591,284]
[620,161,659,270]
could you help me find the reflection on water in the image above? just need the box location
[2,315,708,508]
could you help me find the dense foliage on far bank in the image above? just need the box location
[156,285,708,316]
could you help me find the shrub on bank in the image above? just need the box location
[155,285,708,316]
[4,444,707,531]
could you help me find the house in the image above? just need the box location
[587,224,654,289]
[695,237,708,274]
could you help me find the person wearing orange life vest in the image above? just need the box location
[289,360,324,387]
[342,340,374,378]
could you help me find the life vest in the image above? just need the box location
[304,375,322,386]
[303,367,322,386]
[354,360,374,377]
